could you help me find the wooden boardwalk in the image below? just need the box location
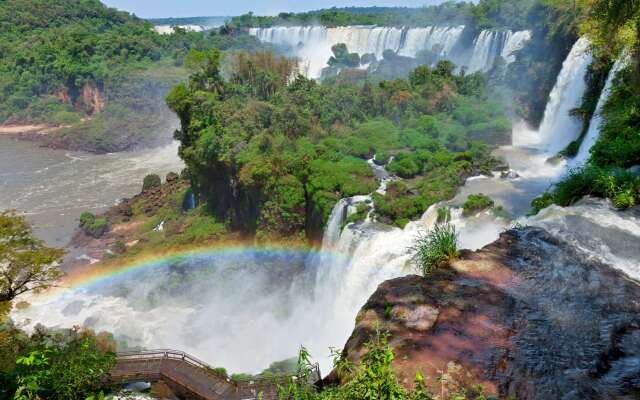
[111,350,319,400]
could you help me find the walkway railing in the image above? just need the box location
[112,349,321,400]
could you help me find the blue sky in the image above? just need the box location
[101,0,446,18]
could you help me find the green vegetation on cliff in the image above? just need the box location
[0,0,264,152]
[282,330,488,400]
[230,0,537,31]
[462,193,495,215]
[166,49,507,241]
[531,0,640,213]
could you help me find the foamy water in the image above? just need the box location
[9,36,636,381]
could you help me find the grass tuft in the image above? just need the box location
[410,223,459,276]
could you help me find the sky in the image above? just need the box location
[101,0,446,19]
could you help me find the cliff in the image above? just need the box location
[334,227,640,399]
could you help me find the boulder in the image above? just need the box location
[336,227,640,399]
[166,172,179,183]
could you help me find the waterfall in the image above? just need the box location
[535,37,592,153]
[467,30,502,73]
[466,30,531,73]
[573,60,625,165]
[249,26,531,79]
[501,30,533,63]
[397,26,465,58]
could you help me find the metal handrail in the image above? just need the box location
[116,349,320,385]
[118,349,212,371]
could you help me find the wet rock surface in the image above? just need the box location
[336,227,640,399]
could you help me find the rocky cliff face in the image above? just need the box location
[54,83,105,116]
[79,83,106,115]
[336,227,640,399]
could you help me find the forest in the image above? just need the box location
[229,0,536,31]
[166,50,505,242]
[0,0,264,152]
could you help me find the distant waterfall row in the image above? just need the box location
[249,26,531,78]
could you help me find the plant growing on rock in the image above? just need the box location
[436,207,451,224]
[79,212,108,238]
[410,224,459,276]
[462,194,494,216]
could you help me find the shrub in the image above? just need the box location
[85,218,108,238]
[374,151,391,166]
[410,223,458,276]
[529,192,555,216]
[613,189,637,209]
[11,330,116,400]
[462,194,494,216]
[388,154,422,178]
[78,212,107,238]
[344,203,370,226]
[142,174,161,191]
[79,212,95,227]
[554,166,640,207]
[211,367,229,379]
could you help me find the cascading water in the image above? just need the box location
[531,37,592,153]
[397,26,465,59]
[467,30,506,73]
[500,30,533,64]
[526,198,640,280]
[572,60,625,165]
[249,26,531,78]
[11,31,634,387]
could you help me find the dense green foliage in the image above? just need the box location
[531,165,640,214]
[0,211,64,305]
[230,0,537,31]
[0,326,116,400]
[530,0,640,213]
[590,65,640,168]
[148,16,230,27]
[167,49,507,240]
[0,0,266,152]
[142,174,162,191]
[462,194,495,215]
[410,224,459,276]
[279,330,488,400]
[79,212,108,238]
[0,0,163,122]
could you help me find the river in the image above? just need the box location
[0,136,183,247]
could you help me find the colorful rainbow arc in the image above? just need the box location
[44,245,349,300]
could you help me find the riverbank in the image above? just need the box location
[0,123,64,137]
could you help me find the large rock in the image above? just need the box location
[337,227,640,399]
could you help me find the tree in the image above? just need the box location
[0,211,64,305]
[581,0,640,64]
[12,328,116,400]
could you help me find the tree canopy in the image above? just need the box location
[0,211,64,305]
[167,49,507,240]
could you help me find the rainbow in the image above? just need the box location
[47,244,350,300]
